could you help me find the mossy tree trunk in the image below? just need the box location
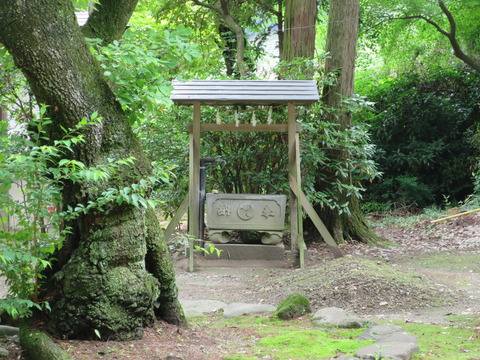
[0,0,186,340]
[316,0,380,245]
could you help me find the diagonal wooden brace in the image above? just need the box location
[289,176,344,259]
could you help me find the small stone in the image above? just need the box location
[312,307,369,329]
[180,300,227,316]
[223,303,275,318]
[0,326,19,338]
[0,347,9,357]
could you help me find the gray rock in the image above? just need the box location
[357,324,406,341]
[312,307,369,328]
[165,355,184,360]
[336,356,360,360]
[356,341,419,360]
[0,347,9,357]
[223,303,275,318]
[0,326,19,338]
[180,299,227,316]
[376,333,418,346]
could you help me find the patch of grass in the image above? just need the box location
[394,321,480,360]
[196,315,372,360]
[445,314,480,326]
[254,328,373,359]
[402,252,480,272]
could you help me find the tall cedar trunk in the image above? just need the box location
[281,0,317,61]
[0,0,186,340]
[317,0,380,244]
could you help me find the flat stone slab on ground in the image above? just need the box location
[312,307,369,328]
[180,300,227,316]
[204,243,285,261]
[356,341,419,360]
[357,324,407,341]
[223,303,276,318]
[376,333,418,345]
[0,326,19,338]
[355,324,419,360]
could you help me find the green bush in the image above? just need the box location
[362,68,480,207]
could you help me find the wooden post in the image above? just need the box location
[288,103,298,255]
[188,102,201,271]
[0,106,6,122]
[295,133,305,268]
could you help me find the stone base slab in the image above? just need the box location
[203,243,285,261]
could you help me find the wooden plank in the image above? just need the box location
[295,132,305,269]
[171,97,319,106]
[164,194,189,241]
[187,123,302,133]
[188,102,201,272]
[289,176,344,259]
[172,89,319,95]
[288,103,298,254]
[171,80,320,106]
[173,80,316,85]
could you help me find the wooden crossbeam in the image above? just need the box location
[187,123,302,133]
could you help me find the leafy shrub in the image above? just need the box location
[362,68,480,207]
[0,110,158,318]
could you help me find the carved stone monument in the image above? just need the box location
[206,193,287,245]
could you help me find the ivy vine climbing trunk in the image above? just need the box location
[0,0,186,340]
[315,0,381,245]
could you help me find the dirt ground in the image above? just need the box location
[5,212,480,359]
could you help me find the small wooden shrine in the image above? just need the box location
[166,80,342,270]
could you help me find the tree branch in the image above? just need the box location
[388,14,449,37]
[82,0,138,45]
[256,1,281,17]
[437,0,480,72]
[191,0,222,14]
[376,0,480,73]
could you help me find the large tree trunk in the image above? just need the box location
[316,0,380,244]
[281,0,317,61]
[0,0,185,340]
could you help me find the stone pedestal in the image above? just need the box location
[203,243,285,261]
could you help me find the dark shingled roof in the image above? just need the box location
[171,80,319,106]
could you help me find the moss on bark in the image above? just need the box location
[20,325,75,360]
[145,208,187,326]
[0,0,186,339]
[49,208,160,340]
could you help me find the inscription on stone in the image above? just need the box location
[237,203,254,220]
